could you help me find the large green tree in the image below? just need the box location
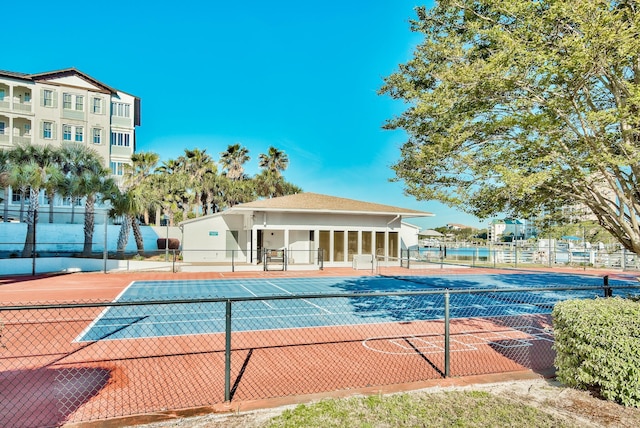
[381,0,640,253]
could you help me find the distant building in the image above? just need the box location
[0,68,140,223]
[0,68,140,183]
[446,223,476,231]
[488,218,524,242]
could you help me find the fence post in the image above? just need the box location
[231,249,235,273]
[31,208,37,276]
[444,290,450,378]
[603,275,612,298]
[224,299,232,402]
[103,213,108,274]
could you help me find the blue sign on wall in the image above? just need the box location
[209,231,218,236]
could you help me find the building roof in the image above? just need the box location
[0,67,136,98]
[228,193,433,217]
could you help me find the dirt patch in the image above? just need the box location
[126,379,640,427]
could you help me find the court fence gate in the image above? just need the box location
[0,282,638,426]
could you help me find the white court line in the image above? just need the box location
[240,284,274,309]
[265,281,333,314]
[73,280,139,342]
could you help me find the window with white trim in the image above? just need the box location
[92,128,101,144]
[110,131,131,147]
[0,89,5,101]
[43,90,54,107]
[0,122,5,135]
[111,102,131,118]
[76,96,84,111]
[24,123,31,135]
[92,97,102,114]
[24,92,31,102]
[63,93,72,109]
[63,125,72,141]
[75,127,83,142]
[110,161,125,176]
[43,122,53,139]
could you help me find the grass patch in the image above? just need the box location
[265,390,577,427]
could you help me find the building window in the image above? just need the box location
[92,128,101,144]
[63,125,72,141]
[110,161,125,176]
[43,122,53,139]
[110,131,130,147]
[92,97,102,114]
[24,92,31,102]
[0,89,5,101]
[76,96,84,111]
[24,124,31,135]
[43,90,53,107]
[63,93,72,109]
[0,122,5,135]
[75,127,83,142]
[62,196,83,207]
[111,102,131,118]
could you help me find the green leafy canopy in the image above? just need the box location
[381,0,640,252]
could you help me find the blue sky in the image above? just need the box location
[4,0,486,230]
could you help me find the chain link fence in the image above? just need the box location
[401,246,640,270]
[1,283,638,426]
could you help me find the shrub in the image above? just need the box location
[553,298,640,407]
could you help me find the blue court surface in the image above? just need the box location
[76,273,637,342]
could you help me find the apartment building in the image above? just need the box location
[0,68,139,177]
[0,68,140,222]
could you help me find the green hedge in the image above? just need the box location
[553,298,640,407]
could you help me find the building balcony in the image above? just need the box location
[0,84,33,115]
[12,101,32,114]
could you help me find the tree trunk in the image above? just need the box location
[131,216,144,253]
[19,191,25,222]
[83,195,96,256]
[117,215,131,254]
[22,188,39,257]
[48,190,55,223]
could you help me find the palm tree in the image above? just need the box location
[42,164,65,223]
[155,159,187,225]
[258,146,289,177]
[219,144,250,181]
[108,189,135,255]
[8,163,30,222]
[58,143,104,224]
[124,151,159,225]
[77,165,114,256]
[256,147,294,198]
[202,166,223,214]
[182,148,215,217]
[19,161,63,257]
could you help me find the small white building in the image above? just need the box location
[180,193,433,267]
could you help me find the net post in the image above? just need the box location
[224,299,232,402]
[231,249,235,272]
[444,289,450,378]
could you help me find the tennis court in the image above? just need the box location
[2,268,638,426]
[78,272,629,342]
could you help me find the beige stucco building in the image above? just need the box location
[0,68,140,222]
[180,193,432,268]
